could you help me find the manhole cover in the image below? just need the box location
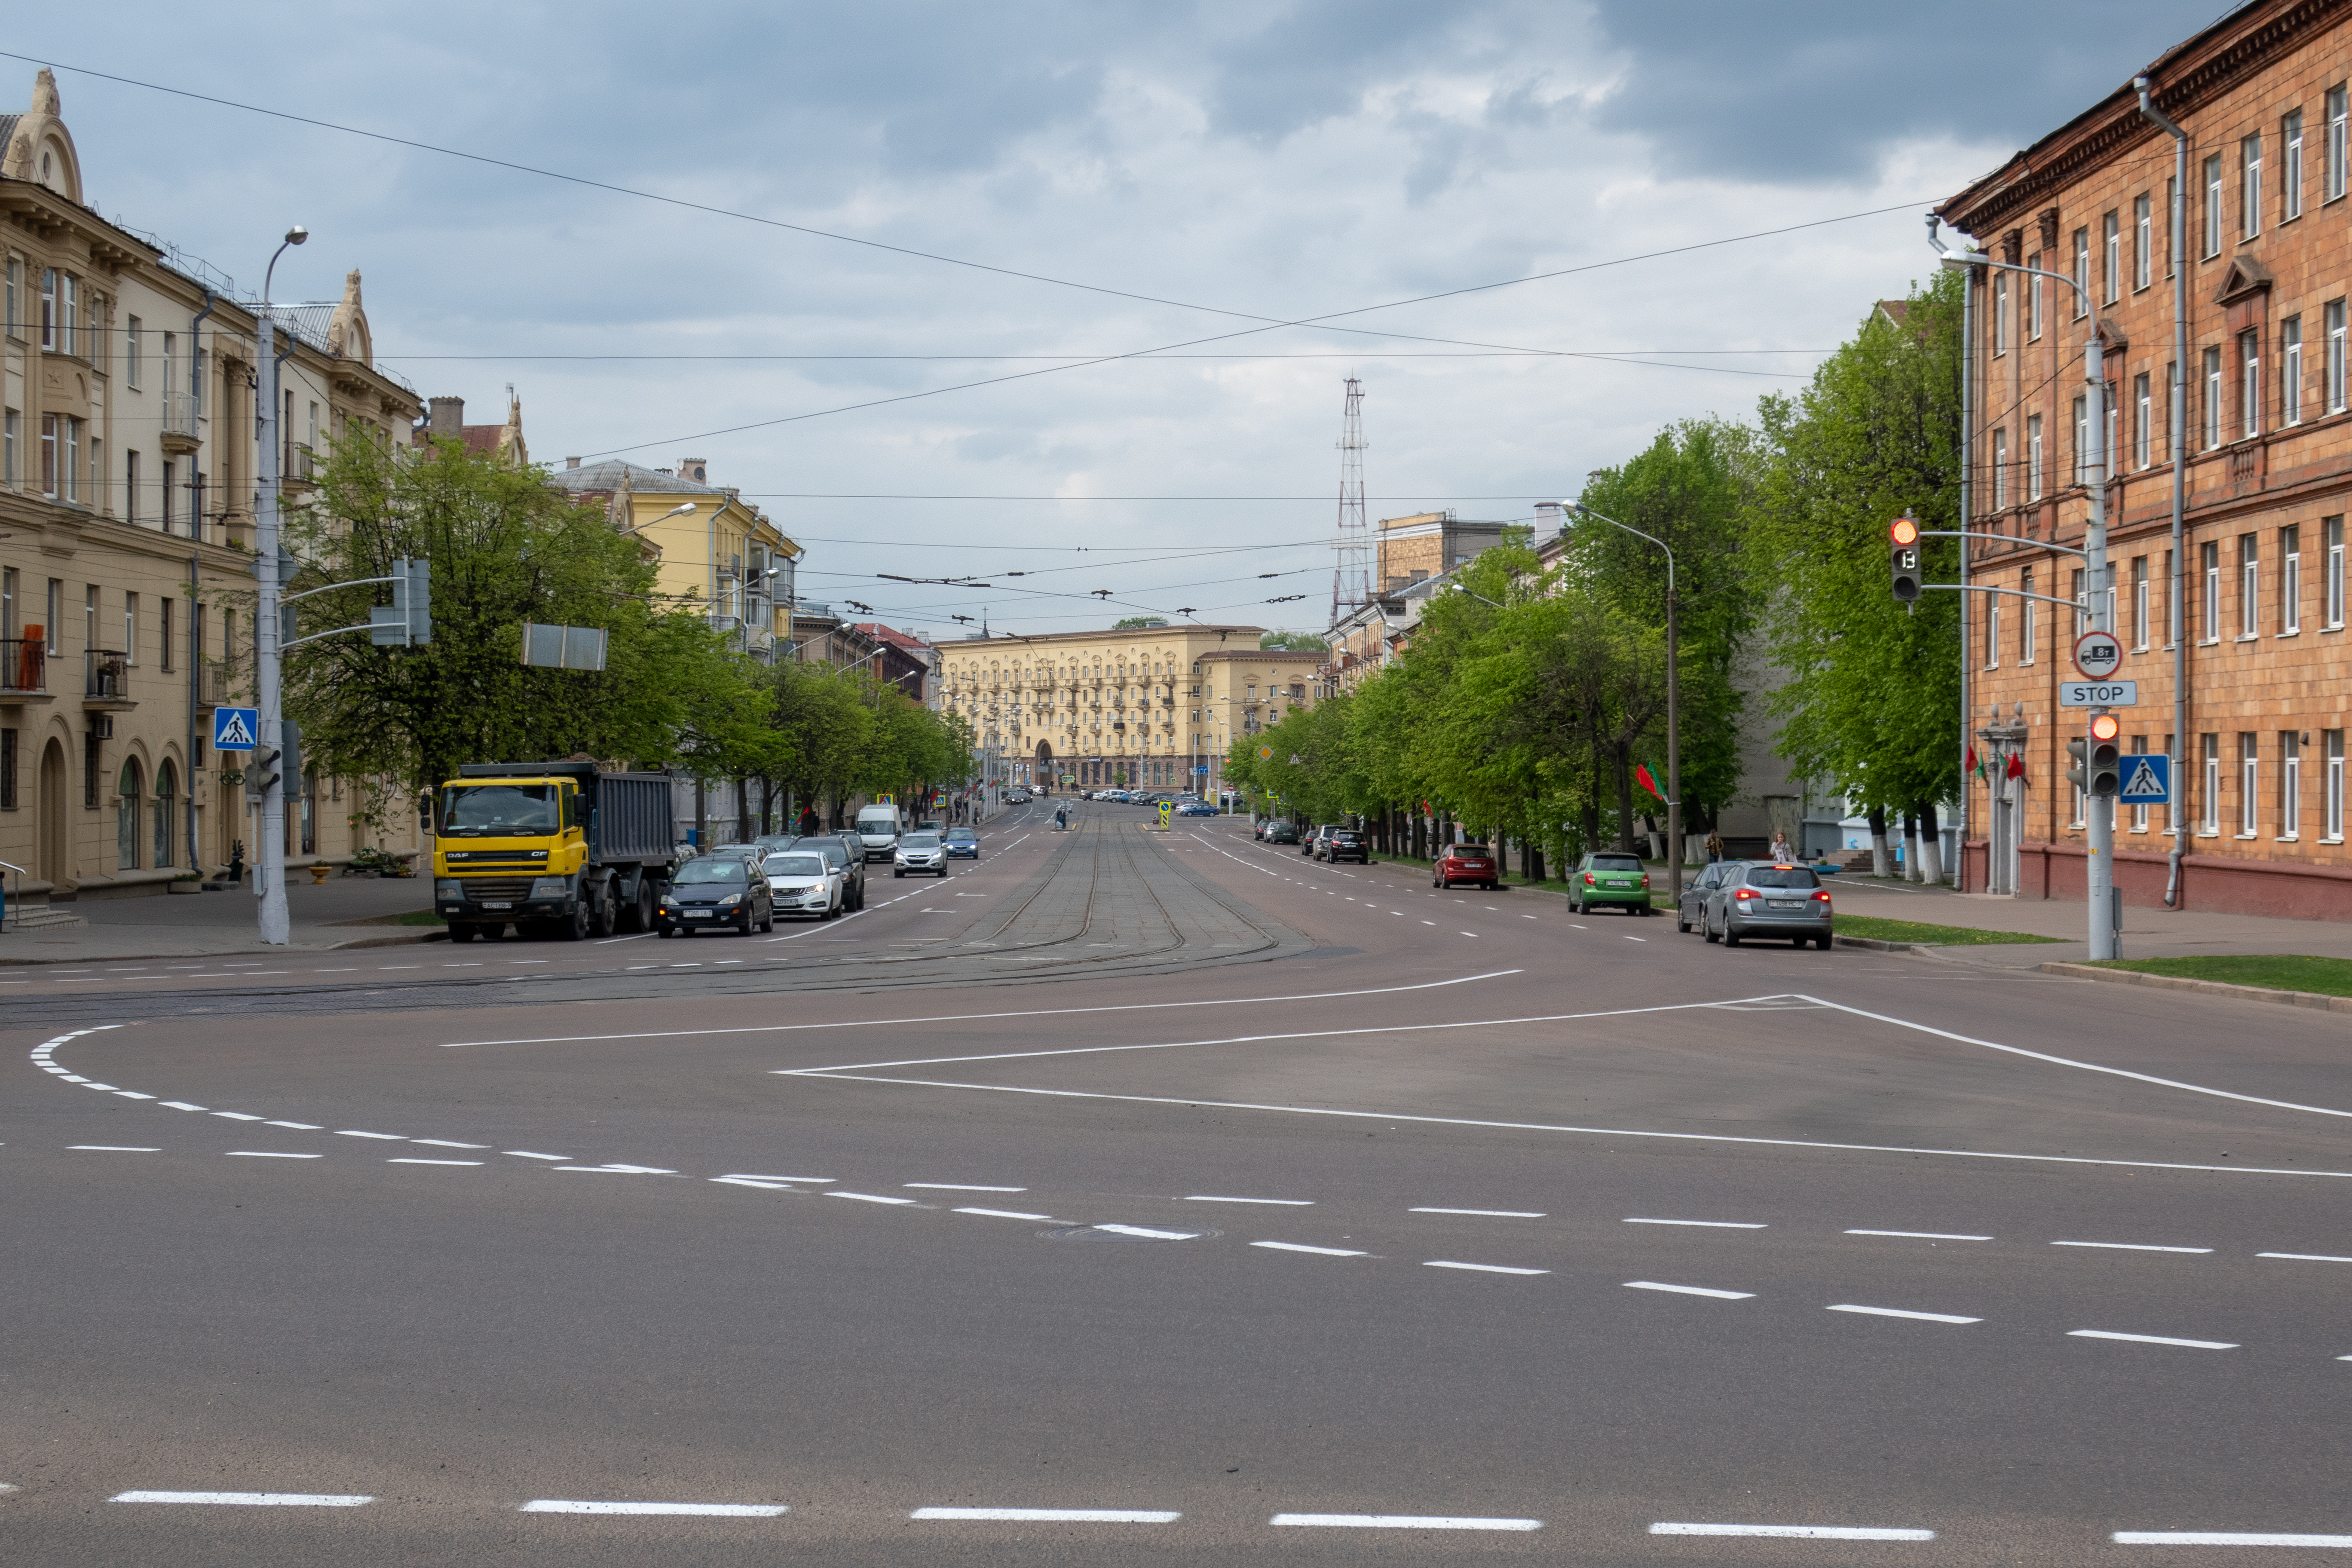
[1040,1223,1222,1243]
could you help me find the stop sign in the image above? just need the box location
[2073,629,2124,678]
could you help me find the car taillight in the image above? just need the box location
[1583,873,1596,885]
[1813,890,1832,902]
[1640,874,1651,888]
[1735,888,1758,900]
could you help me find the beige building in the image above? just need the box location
[550,456,799,664]
[2,68,427,906]
[939,622,1284,791]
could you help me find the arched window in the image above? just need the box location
[154,760,178,869]
[116,758,143,870]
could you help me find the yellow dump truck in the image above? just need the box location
[432,759,678,941]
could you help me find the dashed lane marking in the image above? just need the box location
[113,1492,372,1507]
[1826,1304,1981,1325]
[1624,1281,1754,1300]
[1424,1261,1548,1277]
[2068,1329,2238,1350]
[913,1507,1176,1523]
[1652,1523,1932,1541]
[522,1500,787,1516]
[1848,1230,1994,1241]
[1272,1514,1541,1531]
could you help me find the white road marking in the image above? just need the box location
[1412,1208,1546,1218]
[1424,1261,1547,1276]
[112,1491,372,1507]
[1185,1195,1312,1206]
[264,1121,320,1130]
[827,1190,919,1205]
[2069,1329,2238,1349]
[906,1183,1027,1192]
[1623,935,1646,942]
[712,1176,798,1190]
[521,1500,787,1516]
[112,1091,156,1099]
[1253,1241,1368,1257]
[1271,1514,1541,1531]
[726,1174,833,1183]
[1847,1230,1994,1241]
[2052,1240,2212,1253]
[336,1130,406,1140]
[1826,1304,1981,1324]
[2114,1533,2352,1547]
[160,1102,205,1112]
[411,1139,487,1149]
[956,1207,1056,1221]
[1651,1523,1933,1540]
[1095,1224,1200,1240]
[2258,1252,2352,1262]
[388,1158,483,1166]
[1625,1218,1766,1229]
[70,1145,159,1152]
[1624,1281,1753,1299]
[913,1507,1174,1522]
[225,1152,321,1159]
[503,1151,570,1160]
[556,1164,678,1175]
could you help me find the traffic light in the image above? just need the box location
[1890,514,1922,602]
[2065,736,2089,793]
[406,557,433,646]
[374,558,435,646]
[2087,712,2122,796]
[246,746,282,801]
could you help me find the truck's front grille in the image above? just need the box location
[454,878,535,902]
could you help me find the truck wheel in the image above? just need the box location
[448,923,478,943]
[586,876,616,938]
[557,899,589,941]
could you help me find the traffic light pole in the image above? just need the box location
[2082,334,2117,960]
[254,304,290,947]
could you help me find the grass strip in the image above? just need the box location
[2087,954,2352,998]
[1832,913,2063,946]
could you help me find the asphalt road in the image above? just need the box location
[6,802,2349,1565]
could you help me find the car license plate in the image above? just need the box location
[482,901,512,910]
[684,911,712,919]
[1769,899,1803,910]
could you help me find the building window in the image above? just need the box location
[2102,212,2120,303]
[2203,347,2224,448]
[160,596,172,674]
[1992,427,2008,508]
[154,761,176,869]
[125,448,141,526]
[2,254,16,338]
[2020,568,2037,664]
[2240,734,2260,835]
[2328,516,2346,628]
[2072,227,2091,315]
[126,315,141,389]
[1984,597,2000,669]
[2202,540,2221,642]
[39,267,55,351]
[2,407,14,488]
[2072,395,2089,485]
[2327,729,2346,841]
[2282,525,2302,634]
[2200,734,2221,833]
[2204,153,2224,255]
[2165,548,2177,646]
[2134,195,2152,290]
[2331,301,2348,411]
[2240,535,2260,638]
[160,458,175,533]
[2072,567,2088,637]
[2132,555,2150,651]
[2285,109,2306,220]
[123,592,137,665]
[2281,732,2303,838]
[2283,315,2304,425]
[2135,372,2152,469]
[2240,330,2262,439]
[2333,86,2351,202]
[2030,252,2045,339]
[1994,275,2009,355]
[2028,415,2043,499]
[2243,134,2264,236]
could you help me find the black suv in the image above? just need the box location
[1316,827,1369,864]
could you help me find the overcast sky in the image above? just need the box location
[15,0,2220,639]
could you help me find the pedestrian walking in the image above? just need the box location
[1705,830,1725,864]
[797,805,821,837]
[1767,830,1794,863]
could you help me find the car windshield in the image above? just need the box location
[1590,854,1643,871]
[1451,845,1490,857]
[1746,866,1820,888]
[753,835,795,852]
[675,859,747,885]
[902,833,941,848]
[440,784,558,836]
[947,829,977,842]
[764,854,828,877]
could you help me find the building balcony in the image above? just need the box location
[199,658,239,708]
[84,649,137,711]
[1,638,52,704]
[282,441,317,493]
[160,391,202,456]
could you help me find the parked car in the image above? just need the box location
[1433,842,1498,889]
[1317,827,1369,864]
[751,833,797,856]
[1177,800,1217,817]
[1701,861,1833,948]
[1302,825,1329,857]
[1676,861,1733,933]
[1263,821,1301,845]
[894,830,949,877]
[763,850,845,921]
[788,833,867,910]
[655,854,774,936]
[945,826,980,859]
[1568,851,1651,915]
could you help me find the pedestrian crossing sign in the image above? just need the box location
[212,707,259,751]
[2117,753,2170,804]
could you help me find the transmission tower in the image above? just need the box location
[1329,377,1369,628]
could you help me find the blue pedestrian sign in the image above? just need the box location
[212,707,259,751]
[2117,753,2171,804]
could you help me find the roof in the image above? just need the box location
[853,623,937,655]
[943,624,1266,649]
[548,458,732,497]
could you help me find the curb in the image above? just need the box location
[1832,934,1946,956]
[2037,961,2352,1014]
[0,928,446,967]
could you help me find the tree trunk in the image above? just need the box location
[1867,806,1889,877]
[694,779,707,845]
[1900,811,1921,882]
[1916,801,1944,885]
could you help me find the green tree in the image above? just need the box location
[281,434,772,804]
[1259,630,1328,652]
[1112,616,1169,630]
[1746,273,1964,855]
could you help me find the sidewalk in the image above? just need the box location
[1820,872,2352,968]
[0,876,440,965]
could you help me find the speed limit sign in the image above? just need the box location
[2073,629,2124,679]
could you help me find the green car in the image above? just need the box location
[1569,851,1652,916]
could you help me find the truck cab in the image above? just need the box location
[854,802,905,863]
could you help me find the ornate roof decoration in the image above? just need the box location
[0,67,84,202]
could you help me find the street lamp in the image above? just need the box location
[1565,500,1680,907]
[1444,581,1505,609]
[619,500,696,537]
[1935,230,2119,961]
[250,223,308,946]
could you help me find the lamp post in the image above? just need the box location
[253,223,306,946]
[1566,502,1679,907]
[1936,237,2117,960]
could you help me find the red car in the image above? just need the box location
[1433,842,1498,889]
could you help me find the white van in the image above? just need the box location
[854,802,906,862]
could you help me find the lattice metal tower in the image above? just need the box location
[1329,377,1369,627]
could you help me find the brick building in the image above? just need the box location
[1938,0,2352,919]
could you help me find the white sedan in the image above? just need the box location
[763,851,846,919]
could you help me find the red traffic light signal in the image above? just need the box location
[2089,712,2121,742]
[1889,516,1921,547]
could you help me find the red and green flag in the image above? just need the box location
[1634,760,1663,801]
